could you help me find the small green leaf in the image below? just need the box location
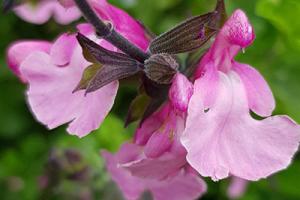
[82,43,99,63]
[125,93,150,126]
[73,63,102,92]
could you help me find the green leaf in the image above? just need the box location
[256,0,300,51]
[73,63,102,92]
[95,114,131,152]
[125,93,150,126]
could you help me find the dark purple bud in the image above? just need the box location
[144,53,178,85]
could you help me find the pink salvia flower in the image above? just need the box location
[125,104,187,180]
[14,0,81,25]
[102,143,206,200]
[19,31,118,137]
[182,9,300,181]
[6,0,149,137]
[102,73,206,199]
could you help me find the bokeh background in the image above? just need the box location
[0,0,300,199]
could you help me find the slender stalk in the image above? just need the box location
[74,0,150,62]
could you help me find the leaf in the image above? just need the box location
[125,93,150,127]
[184,39,211,78]
[81,41,98,63]
[86,63,141,94]
[144,53,178,84]
[76,33,143,94]
[140,97,166,125]
[209,0,227,29]
[255,0,300,122]
[77,33,140,66]
[142,75,170,99]
[149,12,217,54]
[95,114,131,151]
[256,0,300,51]
[73,63,102,92]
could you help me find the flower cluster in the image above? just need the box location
[5,0,300,199]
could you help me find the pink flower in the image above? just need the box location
[181,9,300,181]
[127,103,187,180]
[14,0,81,25]
[19,31,118,137]
[6,0,149,137]
[90,0,149,51]
[102,73,206,200]
[58,0,75,8]
[102,142,206,200]
[6,40,51,82]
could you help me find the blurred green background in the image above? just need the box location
[0,0,300,199]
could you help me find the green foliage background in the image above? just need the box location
[0,0,300,199]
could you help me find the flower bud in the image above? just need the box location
[169,73,193,113]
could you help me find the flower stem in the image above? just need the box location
[74,0,150,63]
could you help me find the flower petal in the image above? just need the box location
[14,1,80,25]
[14,2,53,24]
[58,0,75,8]
[53,3,81,25]
[101,143,145,200]
[102,142,206,200]
[134,105,170,145]
[20,45,118,137]
[6,40,51,82]
[149,171,207,200]
[121,153,186,180]
[220,9,255,48]
[201,9,255,73]
[169,73,193,113]
[91,0,149,50]
[233,62,275,116]
[194,61,219,109]
[183,71,300,181]
[50,33,77,66]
